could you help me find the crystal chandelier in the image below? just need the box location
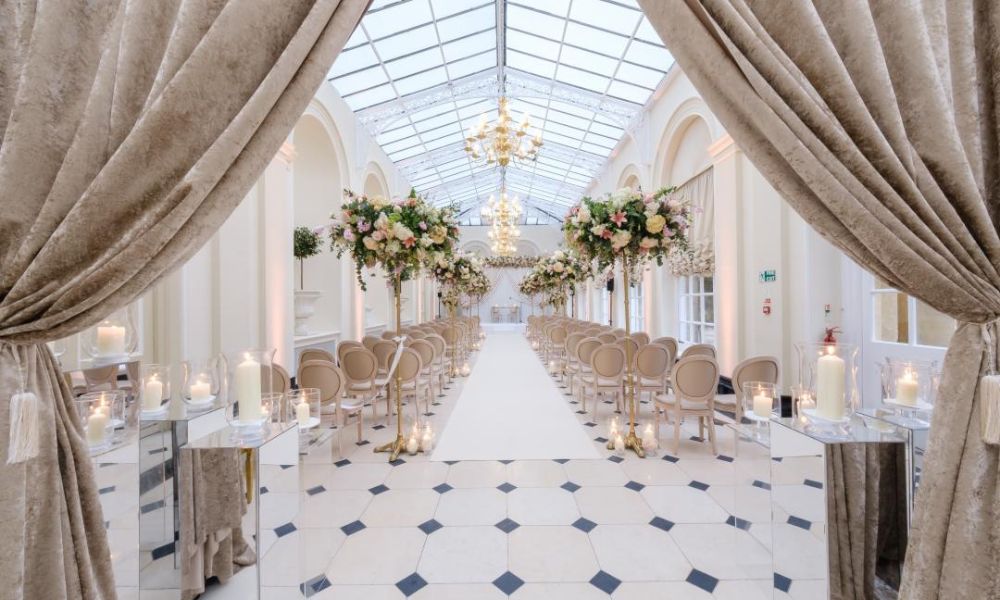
[482,185,523,257]
[464,96,542,167]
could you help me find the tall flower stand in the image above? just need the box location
[375,276,414,461]
[607,256,645,458]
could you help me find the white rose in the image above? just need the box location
[363,236,378,250]
[576,205,591,224]
[552,262,564,272]
[590,224,606,236]
[611,230,631,250]
[393,222,414,241]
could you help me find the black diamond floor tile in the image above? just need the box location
[274,522,297,538]
[553,458,570,464]
[572,517,597,533]
[804,478,824,489]
[608,455,625,463]
[561,481,581,492]
[497,482,517,493]
[306,485,326,496]
[787,515,812,530]
[495,518,520,533]
[752,479,772,490]
[493,571,525,595]
[395,572,427,597]
[625,480,645,492]
[774,572,792,593]
[369,484,390,495]
[299,573,331,595]
[589,570,622,594]
[433,483,453,494]
[334,459,351,468]
[717,454,734,463]
[662,454,680,463]
[688,480,710,491]
[649,516,674,532]
[686,568,719,593]
[418,519,443,535]
[726,515,751,531]
[341,520,366,536]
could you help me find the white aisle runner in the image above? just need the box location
[432,331,601,461]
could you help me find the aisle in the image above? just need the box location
[432,331,601,461]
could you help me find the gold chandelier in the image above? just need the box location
[464,96,542,167]
[482,186,522,257]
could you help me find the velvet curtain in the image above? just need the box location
[0,1,369,598]
[639,1,1000,597]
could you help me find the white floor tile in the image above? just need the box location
[589,524,691,581]
[640,486,729,523]
[435,487,508,526]
[512,582,610,599]
[418,526,508,583]
[312,584,403,599]
[384,461,449,489]
[508,526,600,582]
[508,487,581,525]
[361,488,440,527]
[325,527,426,584]
[574,487,654,525]
[412,583,507,599]
[298,489,373,529]
[612,581,711,599]
[669,523,771,580]
[563,459,629,487]
[619,458,690,486]
[445,460,508,488]
[506,460,570,487]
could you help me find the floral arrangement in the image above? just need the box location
[483,255,539,268]
[518,270,545,297]
[329,188,459,290]
[532,249,592,291]
[293,226,323,290]
[433,252,490,307]
[666,241,714,277]
[563,186,690,268]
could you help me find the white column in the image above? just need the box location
[709,133,743,374]
[341,262,364,340]
[261,141,296,369]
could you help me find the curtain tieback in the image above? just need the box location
[3,344,41,463]
[979,320,1000,446]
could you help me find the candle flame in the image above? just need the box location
[825,345,835,355]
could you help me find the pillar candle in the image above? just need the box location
[296,400,311,426]
[421,426,434,452]
[142,376,163,411]
[87,407,108,445]
[896,370,919,406]
[190,380,211,402]
[753,393,772,419]
[96,325,126,356]
[816,347,846,420]
[406,436,419,455]
[641,423,657,450]
[236,354,262,422]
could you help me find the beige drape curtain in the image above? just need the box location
[0,1,369,598]
[669,168,714,276]
[639,1,999,598]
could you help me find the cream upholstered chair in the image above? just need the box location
[611,328,626,338]
[337,340,364,365]
[340,347,381,417]
[655,355,721,454]
[424,334,449,394]
[393,347,432,419]
[381,330,397,340]
[362,335,381,351]
[630,332,651,347]
[409,339,439,399]
[584,344,626,423]
[547,325,569,382]
[575,338,602,411]
[371,340,397,386]
[681,343,716,359]
[563,332,587,394]
[715,356,780,422]
[268,363,292,394]
[300,348,334,364]
[635,343,672,402]
[618,337,639,364]
[597,332,617,344]
[441,325,460,376]
[297,361,362,456]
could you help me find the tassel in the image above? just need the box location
[981,375,1000,446]
[7,391,40,464]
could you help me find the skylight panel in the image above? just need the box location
[436,5,495,42]
[329,45,379,78]
[391,145,427,161]
[607,79,651,104]
[570,0,641,33]
[633,17,662,44]
[579,141,612,155]
[425,133,463,151]
[374,25,439,61]
[624,39,673,68]
[447,49,495,78]
[505,29,561,61]
[431,0,490,19]
[613,61,663,89]
[364,1,433,39]
[545,110,592,130]
[344,84,396,110]
[559,46,619,77]
[507,50,557,79]
[506,4,565,40]
[563,22,628,55]
[554,64,610,94]
[442,30,494,62]
[384,47,444,79]
[334,66,389,96]
[414,111,458,132]
[544,121,587,139]
[377,124,418,145]
[394,66,449,96]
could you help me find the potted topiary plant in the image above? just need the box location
[293,226,323,336]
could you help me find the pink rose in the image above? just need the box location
[610,211,627,226]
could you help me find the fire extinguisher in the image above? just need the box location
[762,298,772,316]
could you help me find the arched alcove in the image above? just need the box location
[665,117,712,185]
[292,114,343,335]
[363,164,389,198]
[617,164,643,191]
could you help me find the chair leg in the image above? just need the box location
[699,419,705,440]
[337,409,344,457]
[673,410,681,454]
[706,417,717,454]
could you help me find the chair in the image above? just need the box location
[424,334,449,394]
[337,340,364,365]
[340,348,381,417]
[409,339,439,398]
[618,338,640,364]
[583,344,626,423]
[681,343,716,359]
[268,363,292,394]
[393,348,432,419]
[381,330,398,340]
[362,336,381,351]
[597,332,617,344]
[297,360,362,456]
[635,343,672,402]
[630,332,651,347]
[563,333,587,394]
[655,356,721,454]
[300,348,334,364]
[715,356,780,422]
[575,338,602,412]
[651,337,679,367]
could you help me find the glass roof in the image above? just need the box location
[328,0,673,224]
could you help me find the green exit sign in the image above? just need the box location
[759,270,776,282]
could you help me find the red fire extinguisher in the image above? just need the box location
[823,326,841,343]
[762,298,772,316]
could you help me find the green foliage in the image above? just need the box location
[294,226,322,260]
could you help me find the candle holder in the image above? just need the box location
[794,342,858,429]
[743,381,776,440]
[879,359,937,425]
[85,314,134,363]
[288,388,321,432]
[224,348,275,438]
[75,391,124,455]
[139,364,170,416]
[419,422,436,452]
[181,356,226,412]
[640,421,658,455]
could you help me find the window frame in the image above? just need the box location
[677,274,714,344]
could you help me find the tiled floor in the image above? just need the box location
[102,336,825,599]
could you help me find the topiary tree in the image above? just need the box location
[293,226,322,290]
